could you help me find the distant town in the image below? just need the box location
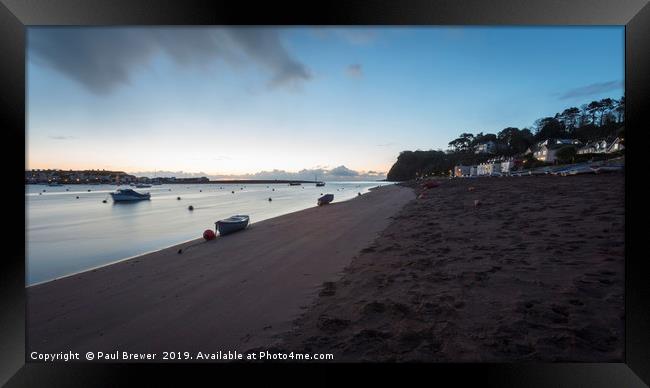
[24,169,320,185]
[25,169,210,185]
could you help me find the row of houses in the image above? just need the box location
[454,158,522,177]
[527,137,624,163]
[473,136,624,160]
[453,136,624,177]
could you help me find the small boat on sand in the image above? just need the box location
[592,165,624,174]
[317,194,334,206]
[562,165,594,176]
[216,215,249,236]
[110,188,151,202]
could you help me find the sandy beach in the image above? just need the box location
[28,173,625,362]
[275,173,625,361]
[27,184,415,356]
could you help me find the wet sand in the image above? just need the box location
[27,184,415,356]
[276,173,625,362]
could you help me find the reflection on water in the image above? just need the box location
[26,182,391,285]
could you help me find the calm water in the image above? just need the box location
[26,181,392,285]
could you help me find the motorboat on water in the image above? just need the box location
[216,215,250,235]
[110,188,151,202]
[317,194,334,206]
[314,173,325,187]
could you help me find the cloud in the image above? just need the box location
[28,27,311,94]
[130,165,386,181]
[558,80,623,100]
[346,64,363,78]
[49,135,76,140]
[328,165,359,177]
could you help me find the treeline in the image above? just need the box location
[387,97,624,181]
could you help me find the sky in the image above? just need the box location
[26,26,624,180]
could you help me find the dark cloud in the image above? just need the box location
[28,27,311,94]
[558,80,623,100]
[346,64,363,78]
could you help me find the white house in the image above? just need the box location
[475,140,497,154]
[501,159,515,174]
[476,161,501,176]
[606,137,624,153]
[577,139,608,155]
[532,139,581,162]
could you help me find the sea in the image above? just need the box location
[25,181,393,286]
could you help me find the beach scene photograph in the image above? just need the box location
[26,26,624,362]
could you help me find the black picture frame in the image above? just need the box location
[1,0,648,386]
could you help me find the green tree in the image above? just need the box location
[534,117,566,141]
[447,133,475,152]
[555,145,577,164]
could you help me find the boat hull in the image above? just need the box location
[216,215,250,236]
[317,194,334,206]
[110,193,151,202]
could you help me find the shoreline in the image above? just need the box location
[28,184,415,354]
[27,183,389,287]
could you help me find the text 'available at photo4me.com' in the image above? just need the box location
[30,350,336,362]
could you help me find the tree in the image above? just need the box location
[555,145,577,164]
[598,98,615,126]
[534,117,566,141]
[447,132,475,152]
[557,107,581,132]
[615,96,625,123]
[586,100,602,125]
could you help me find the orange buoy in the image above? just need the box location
[203,229,216,240]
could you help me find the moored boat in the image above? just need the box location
[216,215,250,236]
[134,183,152,188]
[317,194,334,206]
[110,188,151,202]
[289,182,301,186]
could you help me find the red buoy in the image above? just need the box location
[203,229,216,241]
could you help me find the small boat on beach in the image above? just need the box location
[110,188,151,202]
[216,215,250,236]
[562,165,595,176]
[317,194,334,206]
[592,165,624,174]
